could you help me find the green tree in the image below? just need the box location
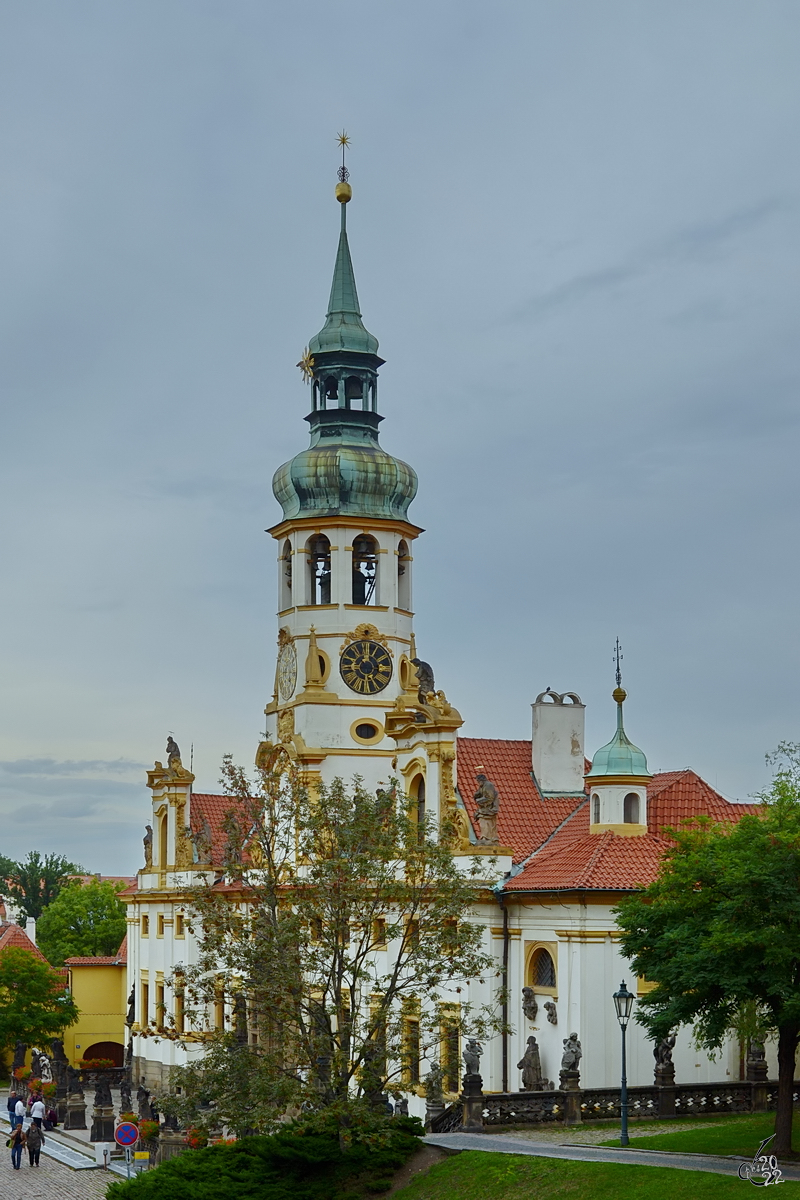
[615,742,800,1157]
[37,879,127,966]
[0,946,79,1056]
[163,757,502,1135]
[4,851,84,922]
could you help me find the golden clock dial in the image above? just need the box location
[339,639,392,695]
[277,642,297,701]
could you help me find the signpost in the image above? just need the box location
[114,1121,139,1179]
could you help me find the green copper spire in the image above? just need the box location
[587,642,651,778]
[308,188,379,356]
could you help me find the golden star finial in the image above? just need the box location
[297,347,314,384]
[337,131,350,148]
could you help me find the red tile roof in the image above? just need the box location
[456,738,584,862]
[457,737,760,893]
[0,922,50,964]
[505,830,671,891]
[190,792,248,865]
[65,934,127,967]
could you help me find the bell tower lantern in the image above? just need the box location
[263,139,424,793]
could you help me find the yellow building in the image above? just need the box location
[64,936,128,1067]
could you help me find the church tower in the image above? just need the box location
[262,149,425,794]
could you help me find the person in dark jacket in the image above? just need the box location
[25,1120,43,1166]
[8,1124,26,1170]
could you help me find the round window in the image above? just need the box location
[355,722,379,741]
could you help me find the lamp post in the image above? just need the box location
[613,980,635,1147]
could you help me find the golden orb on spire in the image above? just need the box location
[335,129,352,202]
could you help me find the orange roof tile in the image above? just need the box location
[456,738,585,863]
[457,739,759,894]
[0,922,50,964]
[505,830,671,891]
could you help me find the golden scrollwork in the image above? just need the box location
[278,708,295,744]
[340,622,392,653]
[277,626,294,647]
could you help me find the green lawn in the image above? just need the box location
[391,1150,800,1199]
[600,1113,799,1158]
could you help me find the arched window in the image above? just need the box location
[345,375,363,408]
[412,775,426,839]
[592,793,600,824]
[397,540,411,610]
[530,948,556,989]
[352,535,378,605]
[159,813,168,868]
[307,535,331,605]
[324,376,339,404]
[624,792,640,824]
[280,540,292,610]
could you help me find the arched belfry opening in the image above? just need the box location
[280,540,292,610]
[397,540,411,609]
[352,535,378,605]
[624,792,640,824]
[159,813,168,868]
[307,535,332,605]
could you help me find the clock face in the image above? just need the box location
[277,642,297,700]
[340,639,392,695]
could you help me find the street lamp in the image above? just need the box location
[613,980,635,1147]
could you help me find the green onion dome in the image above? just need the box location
[587,688,651,778]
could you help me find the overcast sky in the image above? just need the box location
[0,2,798,874]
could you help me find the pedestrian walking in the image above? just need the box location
[30,1096,45,1129]
[8,1123,26,1170]
[6,1092,17,1125]
[13,1096,25,1128]
[25,1120,43,1167]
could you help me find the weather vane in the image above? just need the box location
[337,130,350,183]
[614,638,623,689]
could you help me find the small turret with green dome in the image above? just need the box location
[587,642,651,834]
[273,136,417,523]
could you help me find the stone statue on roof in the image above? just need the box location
[411,658,435,705]
[473,774,500,845]
[143,824,153,868]
[166,735,181,767]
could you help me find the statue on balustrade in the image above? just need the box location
[462,1038,483,1076]
[560,1033,582,1072]
[518,1035,545,1091]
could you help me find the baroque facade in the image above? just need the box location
[124,168,763,1106]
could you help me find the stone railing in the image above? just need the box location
[482,1091,564,1126]
[470,1078,800,1130]
[429,1102,463,1133]
[580,1086,658,1121]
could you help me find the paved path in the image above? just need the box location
[1,1116,129,1180]
[0,1151,113,1199]
[426,1131,800,1181]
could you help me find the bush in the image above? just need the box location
[105,1111,424,1200]
[79,1056,116,1069]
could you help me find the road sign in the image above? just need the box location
[115,1122,139,1147]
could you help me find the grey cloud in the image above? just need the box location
[0,758,147,777]
[515,198,789,318]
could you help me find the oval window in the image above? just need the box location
[355,723,379,741]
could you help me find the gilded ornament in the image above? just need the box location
[278,708,295,744]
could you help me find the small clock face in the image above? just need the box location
[340,639,392,695]
[277,642,297,700]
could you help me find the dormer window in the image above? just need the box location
[624,792,640,824]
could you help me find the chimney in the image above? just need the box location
[27,916,37,945]
[532,689,585,796]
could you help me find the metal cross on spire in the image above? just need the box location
[337,130,350,182]
[614,637,623,689]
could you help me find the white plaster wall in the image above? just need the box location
[532,700,585,795]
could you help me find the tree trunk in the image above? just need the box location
[773,1021,799,1157]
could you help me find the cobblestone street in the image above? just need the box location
[0,1156,112,1200]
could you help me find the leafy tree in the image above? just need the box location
[0,946,79,1056]
[162,757,501,1134]
[0,854,14,889]
[4,851,84,922]
[37,878,127,966]
[615,742,800,1156]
